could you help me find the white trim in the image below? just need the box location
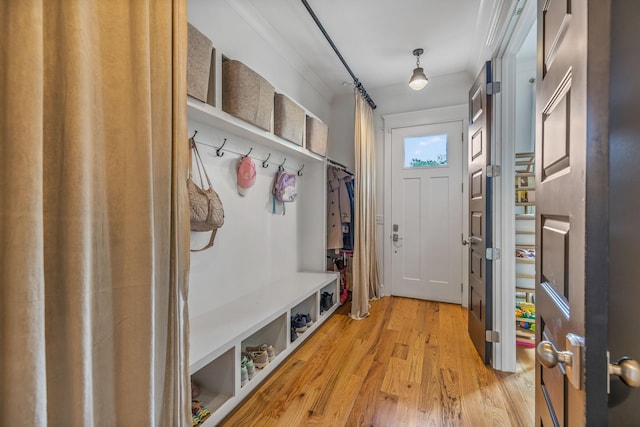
[492,0,537,373]
[491,58,504,370]
[383,105,469,306]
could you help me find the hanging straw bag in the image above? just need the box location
[188,137,224,251]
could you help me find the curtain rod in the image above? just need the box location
[300,0,377,110]
[327,158,353,174]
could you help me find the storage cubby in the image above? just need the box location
[241,313,288,364]
[320,280,339,316]
[191,347,235,415]
[290,294,317,323]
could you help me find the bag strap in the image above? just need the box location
[190,137,213,189]
[190,228,218,252]
[272,194,286,215]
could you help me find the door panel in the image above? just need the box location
[467,61,493,364]
[608,0,640,423]
[535,0,611,424]
[391,121,463,304]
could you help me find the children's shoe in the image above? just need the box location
[241,353,256,379]
[291,326,298,342]
[292,314,307,333]
[246,344,275,362]
[303,314,313,328]
[250,350,269,369]
[321,292,334,313]
[240,364,248,387]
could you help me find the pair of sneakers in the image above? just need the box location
[240,353,256,387]
[246,344,275,368]
[320,292,334,314]
[291,313,313,333]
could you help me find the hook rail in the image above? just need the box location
[216,139,227,157]
[262,153,271,168]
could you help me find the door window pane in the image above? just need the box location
[404,134,448,168]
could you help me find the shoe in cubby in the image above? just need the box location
[241,353,256,380]
[246,344,275,362]
[249,350,269,369]
[291,314,307,333]
[240,364,248,387]
[303,313,313,328]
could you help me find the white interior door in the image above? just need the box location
[391,121,463,303]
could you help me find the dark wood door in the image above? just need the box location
[535,0,612,424]
[467,61,493,364]
[607,1,640,424]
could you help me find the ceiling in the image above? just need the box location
[229,0,515,102]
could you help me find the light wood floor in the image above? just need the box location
[220,296,535,427]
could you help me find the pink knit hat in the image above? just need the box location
[237,156,256,196]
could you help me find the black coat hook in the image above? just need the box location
[243,147,253,158]
[297,164,304,176]
[191,130,198,139]
[262,153,271,168]
[216,138,227,157]
[279,158,287,171]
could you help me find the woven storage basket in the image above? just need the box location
[187,23,215,105]
[306,115,328,156]
[274,93,305,145]
[222,60,274,131]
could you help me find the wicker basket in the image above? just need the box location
[306,115,328,156]
[274,93,305,145]
[222,60,274,131]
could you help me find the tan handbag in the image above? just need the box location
[188,137,224,251]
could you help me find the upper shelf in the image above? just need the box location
[187,97,324,162]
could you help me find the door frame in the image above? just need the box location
[382,105,468,305]
[491,0,537,373]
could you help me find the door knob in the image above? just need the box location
[609,356,640,388]
[537,340,573,368]
[537,334,585,390]
[463,236,481,246]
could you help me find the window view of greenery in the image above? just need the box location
[404,134,448,168]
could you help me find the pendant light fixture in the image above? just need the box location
[409,48,428,91]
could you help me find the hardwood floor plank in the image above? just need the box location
[219,297,535,427]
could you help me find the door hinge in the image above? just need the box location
[486,164,501,177]
[487,81,502,95]
[486,330,500,343]
[486,248,501,260]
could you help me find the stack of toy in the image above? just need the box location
[515,302,536,332]
[192,400,211,426]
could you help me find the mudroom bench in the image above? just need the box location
[189,272,339,426]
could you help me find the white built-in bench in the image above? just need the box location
[189,272,339,426]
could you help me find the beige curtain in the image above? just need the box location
[351,92,381,319]
[0,1,191,426]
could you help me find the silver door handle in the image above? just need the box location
[537,334,585,390]
[462,236,481,246]
[537,340,572,368]
[609,356,640,389]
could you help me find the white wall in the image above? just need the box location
[329,72,474,291]
[328,91,355,169]
[514,58,536,154]
[187,123,304,318]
